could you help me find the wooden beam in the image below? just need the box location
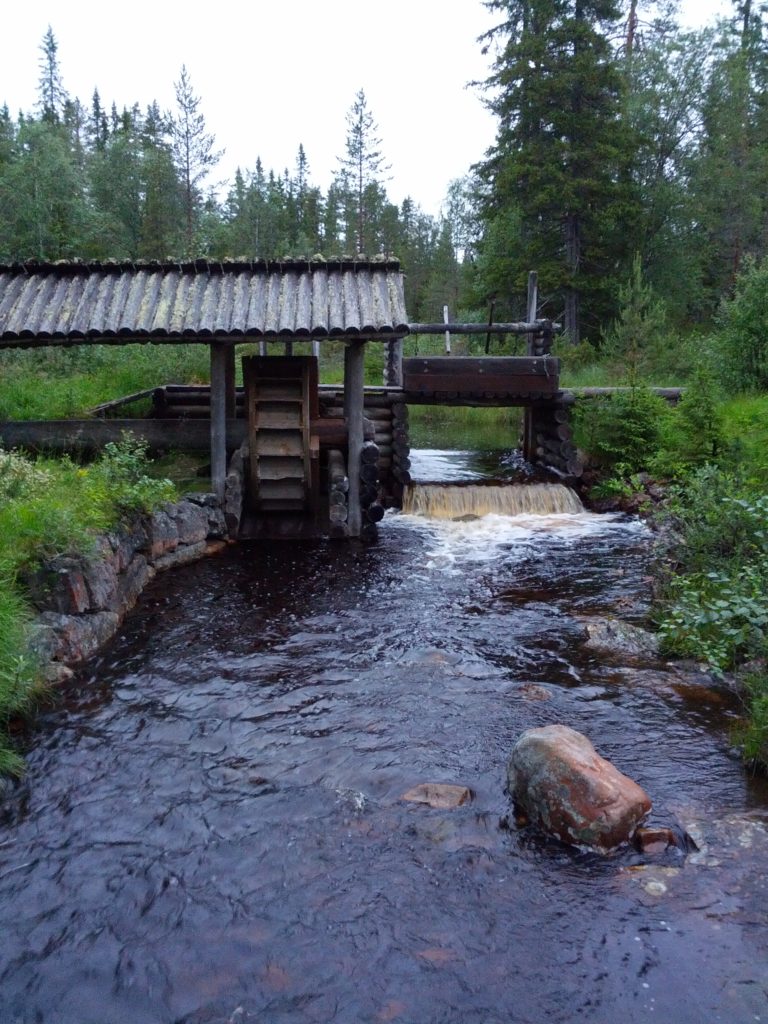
[210,343,228,502]
[0,418,246,452]
[408,321,556,336]
[345,340,366,538]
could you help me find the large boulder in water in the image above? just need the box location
[507,725,651,852]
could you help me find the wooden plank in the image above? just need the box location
[403,356,559,376]
[254,408,302,429]
[257,457,305,480]
[89,387,159,417]
[403,375,559,394]
[255,431,303,457]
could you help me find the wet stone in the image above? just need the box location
[37,610,120,663]
[508,724,652,852]
[169,501,209,546]
[144,509,178,559]
[401,783,472,809]
[578,616,660,662]
[154,540,209,573]
[634,826,678,855]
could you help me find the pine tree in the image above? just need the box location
[171,65,222,254]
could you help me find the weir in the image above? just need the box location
[402,482,585,519]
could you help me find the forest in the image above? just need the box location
[2,2,768,339]
[1,0,767,775]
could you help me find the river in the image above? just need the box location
[1,443,767,1024]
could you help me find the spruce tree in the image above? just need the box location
[171,65,222,254]
[336,89,390,253]
[475,0,638,342]
[37,26,67,126]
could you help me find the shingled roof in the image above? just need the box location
[0,258,409,346]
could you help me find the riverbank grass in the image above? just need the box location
[0,438,177,773]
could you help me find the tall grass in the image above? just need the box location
[0,439,177,774]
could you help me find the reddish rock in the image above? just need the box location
[401,783,472,809]
[507,725,651,852]
[634,827,677,855]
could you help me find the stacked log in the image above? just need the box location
[360,440,384,542]
[390,401,411,504]
[529,401,583,478]
[327,449,350,538]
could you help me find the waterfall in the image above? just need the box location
[402,483,584,519]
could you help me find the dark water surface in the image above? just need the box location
[1,452,767,1024]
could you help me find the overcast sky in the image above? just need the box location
[2,0,732,218]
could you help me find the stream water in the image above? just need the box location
[1,445,767,1024]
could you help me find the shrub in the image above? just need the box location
[90,435,176,513]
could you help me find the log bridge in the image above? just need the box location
[0,259,638,540]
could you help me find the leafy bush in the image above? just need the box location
[658,556,768,671]
[0,449,52,502]
[91,435,176,513]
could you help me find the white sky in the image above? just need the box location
[1,0,733,219]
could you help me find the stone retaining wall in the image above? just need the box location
[27,494,228,681]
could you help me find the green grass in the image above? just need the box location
[409,405,522,450]
[720,394,768,487]
[0,439,177,774]
[0,344,211,420]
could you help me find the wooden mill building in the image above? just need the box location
[0,258,567,539]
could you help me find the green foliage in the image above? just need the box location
[475,0,638,341]
[0,570,38,775]
[717,255,768,392]
[573,385,670,472]
[91,435,176,514]
[0,437,177,773]
[658,556,768,671]
[738,671,768,769]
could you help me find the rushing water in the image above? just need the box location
[1,448,767,1024]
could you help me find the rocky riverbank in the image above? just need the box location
[25,493,229,683]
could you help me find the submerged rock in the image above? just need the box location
[578,616,660,662]
[401,783,472,809]
[507,725,651,852]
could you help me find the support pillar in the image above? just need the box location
[345,340,365,537]
[224,344,236,420]
[210,342,228,503]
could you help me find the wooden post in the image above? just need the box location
[485,301,495,355]
[526,271,539,357]
[312,339,320,360]
[345,340,365,537]
[443,305,451,355]
[210,342,228,503]
[384,337,403,387]
[259,340,267,357]
[224,344,236,419]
